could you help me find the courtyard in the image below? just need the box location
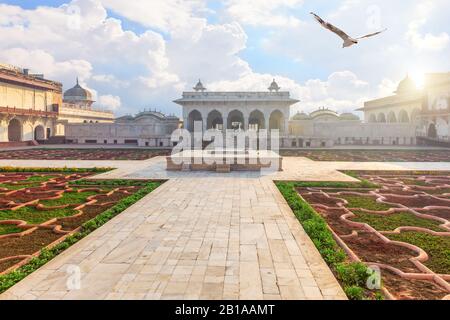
[0,148,448,300]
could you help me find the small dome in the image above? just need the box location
[396,75,417,94]
[310,107,339,119]
[340,113,360,120]
[64,78,93,102]
[268,79,281,92]
[291,112,310,120]
[193,79,206,92]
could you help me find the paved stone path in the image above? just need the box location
[1,157,450,300]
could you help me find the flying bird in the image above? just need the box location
[310,12,387,48]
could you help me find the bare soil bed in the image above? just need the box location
[344,232,420,273]
[382,270,449,300]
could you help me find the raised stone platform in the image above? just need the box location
[167,149,283,172]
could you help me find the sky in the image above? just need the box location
[0,0,449,117]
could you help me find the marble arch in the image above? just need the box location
[227,109,245,130]
[187,109,203,131]
[34,125,45,140]
[8,118,22,142]
[377,113,387,123]
[387,111,397,123]
[398,110,410,123]
[207,110,223,130]
[248,110,265,131]
[269,110,285,131]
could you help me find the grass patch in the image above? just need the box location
[24,175,59,182]
[0,183,38,190]
[339,195,393,211]
[276,181,382,300]
[0,207,77,225]
[351,210,444,232]
[400,179,429,186]
[0,175,59,190]
[425,188,450,195]
[0,180,164,294]
[0,225,22,236]
[39,191,99,207]
[387,231,450,275]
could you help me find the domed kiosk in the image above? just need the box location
[63,78,94,109]
[395,75,417,94]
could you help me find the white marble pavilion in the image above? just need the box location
[174,80,299,134]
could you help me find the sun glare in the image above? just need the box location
[409,71,425,88]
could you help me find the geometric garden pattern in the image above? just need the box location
[297,171,450,300]
[0,172,144,275]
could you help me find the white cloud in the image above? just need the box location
[378,78,397,97]
[225,0,304,27]
[98,94,121,110]
[91,74,129,88]
[167,21,249,84]
[0,48,92,85]
[406,2,449,51]
[99,0,207,32]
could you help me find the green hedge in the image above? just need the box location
[275,181,382,300]
[0,180,163,294]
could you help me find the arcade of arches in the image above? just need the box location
[367,109,420,124]
[186,109,287,133]
[1,118,53,142]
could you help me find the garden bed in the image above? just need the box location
[277,170,450,300]
[0,148,171,161]
[0,168,163,293]
[280,149,450,162]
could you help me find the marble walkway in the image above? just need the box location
[1,157,450,300]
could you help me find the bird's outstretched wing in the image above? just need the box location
[356,28,387,40]
[310,12,351,41]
